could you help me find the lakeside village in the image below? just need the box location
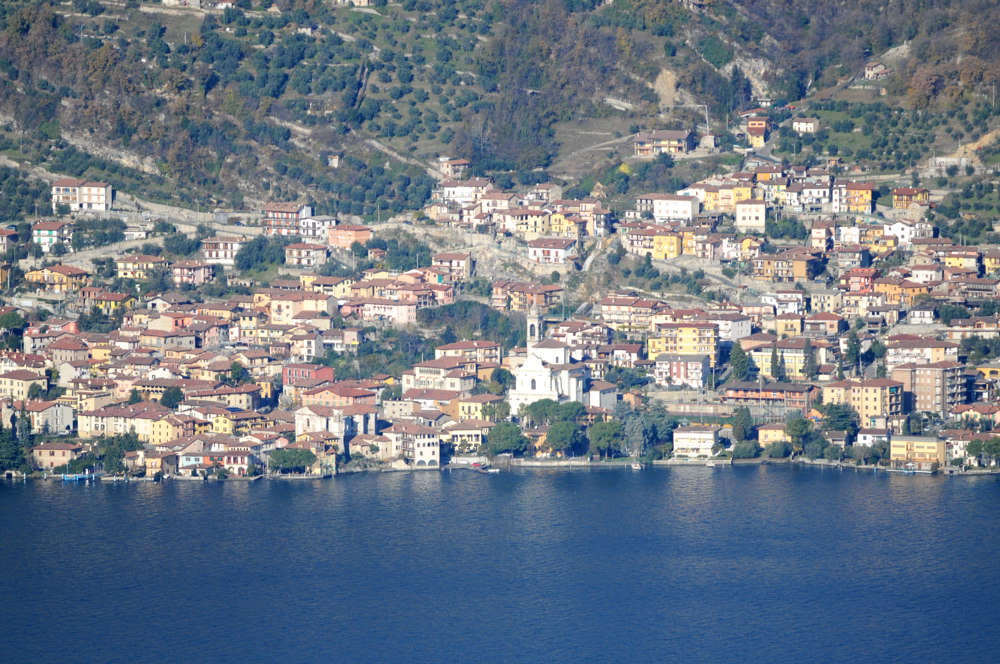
[4,114,1000,480]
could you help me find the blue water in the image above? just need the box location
[2,466,998,663]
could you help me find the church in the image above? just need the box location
[507,309,618,414]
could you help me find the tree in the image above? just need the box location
[770,347,787,382]
[270,448,317,473]
[127,388,142,404]
[764,441,792,458]
[484,422,528,456]
[821,403,860,440]
[845,331,861,369]
[784,414,813,453]
[546,421,586,456]
[802,339,818,379]
[588,420,621,459]
[621,412,650,458]
[0,423,24,471]
[160,386,184,409]
[732,441,761,458]
[27,383,42,400]
[230,361,250,385]
[731,406,756,442]
[730,343,752,381]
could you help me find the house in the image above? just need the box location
[822,379,905,429]
[299,215,339,241]
[171,261,215,286]
[791,118,821,134]
[438,157,470,179]
[892,187,929,209]
[25,264,90,293]
[284,243,329,268]
[890,361,965,415]
[435,340,502,364]
[647,322,719,365]
[0,370,46,399]
[734,199,767,233]
[758,423,791,447]
[79,288,136,314]
[527,238,577,265]
[381,422,442,467]
[634,129,693,157]
[672,426,720,457]
[435,178,495,206]
[262,202,313,236]
[654,353,711,389]
[328,224,373,249]
[31,442,84,470]
[889,435,945,468]
[116,254,170,280]
[635,194,699,223]
[50,178,113,212]
[32,221,75,253]
[491,281,563,312]
[431,252,474,281]
[864,61,891,80]
[720,381,819,419]
[752,249,822,283]
[201,237,246,267]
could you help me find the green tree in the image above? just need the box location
[270,448,317,473]
[484,421,528,456]
[0,423,24,471]
[802,339,818,379]
[764,441,792,458]
[731,406,756,442]
[588,420,621,459]
[127,388,142,404]
[545,421,586,456]
[845,331,861,369]
[230,361,250,385]
[732,441,761,458]
[784,414,813,453]
[729,343,752,381]
[27,383,42,400]
[770,347,788,382]
[160,386,184,409]
[823,445,843,461]
[820,403,860,440]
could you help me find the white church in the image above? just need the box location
[507,309,618,414]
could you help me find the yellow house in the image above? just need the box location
[757,423,791,447]
[944,250,981,270]
[0,370,47,399]
[774,315,803,338]
[844,183,874,213]
[822,379,904,428]
[548,212,582,238]
[891,187,929,209]
[652,232,683,260]
[701,187,721,211]
[211,410,267,436]
[647,322,719,365]
[678,227,698,256]
[115,254,170,280]
[454,393,505,422]
[148,415,211,446]
[890,435,945,466]
[25,264,90,293]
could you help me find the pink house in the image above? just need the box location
[171,261,215,286]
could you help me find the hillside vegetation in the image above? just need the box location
[0,0,995,211]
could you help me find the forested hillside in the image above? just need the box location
[0,0,995,212]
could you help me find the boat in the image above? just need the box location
[705,460,717,467]
[487,468,500,474]
[630,462,643,471]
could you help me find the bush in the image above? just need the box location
[764,441,792,458]
[732,441,761,459]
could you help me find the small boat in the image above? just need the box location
[487,468,500,474]
[705,460,717,467]
[630,462,643,471]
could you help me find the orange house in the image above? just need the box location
[328,224,373,249]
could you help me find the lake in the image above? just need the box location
[2,465,998,663]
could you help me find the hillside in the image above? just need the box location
[0,0,995,213]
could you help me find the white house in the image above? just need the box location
[672,425,720,457]
[527,238,577,265]
[735,200,767,233]
[299,215,339,241]
[51,178,112,212]
[635,193,699,223]
[654,354,711,389]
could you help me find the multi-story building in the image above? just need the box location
[262,202,313,236]
[734,199,767,233]
[431,253,474,281]
[171,261,215,286]
[202,237,246,267]
[654,353,711,389]
[891,361,965,415]
[50,178,113,212]
[720,381,819,420]
[752,249,822,283]
[672,426,720,457]
[284,243,329,268]
[491,281,563,313]
[822,379,905,429]
[635,194,699,223]
[116,254,170,280]
[890,435,946,468]
[633,129,693,156]
[527,238,577,265]
[32,221,75,253]
[647,322,719,366]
